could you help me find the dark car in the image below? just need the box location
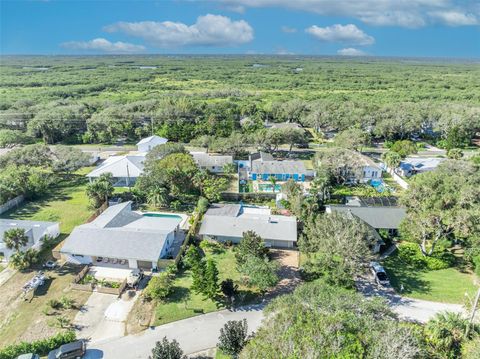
[47,340,86,359]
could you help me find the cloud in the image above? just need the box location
[306,24,374,45]
[104,14,254,48]
[337,48,368,56]
[216,0,479,28]
[60,38,145,53]
[281,26,297,33]
[429,10,478,26]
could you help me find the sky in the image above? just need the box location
[1,0,479,58]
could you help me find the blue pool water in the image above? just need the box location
[258,184,282,192]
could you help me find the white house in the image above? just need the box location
[86,155,145,187]
[199,203,297,248]
[61,201,185,270]
[397,157,446,178]
[137,135,168,153]
[191,152,233,173]
[0,219,60,262]
[358,155,383,183]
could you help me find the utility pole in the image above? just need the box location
[466,287,480,338]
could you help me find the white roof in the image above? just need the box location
[136,135,168,146]
[86,155,145,178]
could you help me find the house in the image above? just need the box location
[265,121,302,130]
[325,201,406,252]
[397,157,446,178]
[357,155,383,184]
[86,155,145,186]
[248,152,314,182]
[136,135,168,153]
[199,203,297,248]
[0,219,60,262]
[61,201,185,270]
[191,152,233,173]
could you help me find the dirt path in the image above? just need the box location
[268,249,302,298]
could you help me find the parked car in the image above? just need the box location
[370,262,390,286]
[127,268,144,289]
[47,340,86,359]
[17,354,40,359]
[43,260,58,269]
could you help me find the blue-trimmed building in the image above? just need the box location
[248,152,313,182]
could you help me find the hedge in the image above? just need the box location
[0,331,76,359]
[397,242,455,270]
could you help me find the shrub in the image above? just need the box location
[0,331,76,359]
[218,319,249,357]
[397,242,454,270]
[144,272,174,301]
[196,196,209,214]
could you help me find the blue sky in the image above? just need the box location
[1,0,479,57]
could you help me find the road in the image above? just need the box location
[84,304,265,359]
[356,277,465,323]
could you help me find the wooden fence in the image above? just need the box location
[86,201,108,223]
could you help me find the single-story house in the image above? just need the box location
[248,152,314,182]
[325,203,406,252]
[0,219,60,262]
[137,135,168,153]
[191,152,234,173]
[397,157,446,178]
[61,201,184,270]
[86,155,145,187]
[199,203,297,248]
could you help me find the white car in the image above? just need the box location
[370,262,390,286]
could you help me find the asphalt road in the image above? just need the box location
[84,303,265,359]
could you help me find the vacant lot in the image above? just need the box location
[383,253,478,304]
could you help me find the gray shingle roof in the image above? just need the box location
[327,205,406,229]
[60,226,170,262]
[199,209,297,242]
[0,219,58,244]
[205,204,242,217]
[251,160,309,175]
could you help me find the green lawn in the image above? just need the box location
[153,247,260,326]
[0,168,94,234]
[383,254,478,304]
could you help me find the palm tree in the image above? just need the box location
[86,173,114,208]
[3,228,29,252]
[147,186,170,208]
[381,151,402,171]
[269,176,277,193]
[425,311,472,358]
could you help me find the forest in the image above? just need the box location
[0,55,479,147]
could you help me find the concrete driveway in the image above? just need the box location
[75,290,139,342]
[356,276,465,322]
[84,304,265,359]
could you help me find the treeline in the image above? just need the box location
[1,97,479,148]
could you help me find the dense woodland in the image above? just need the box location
[0,56,479,148]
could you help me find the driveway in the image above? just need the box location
[356,276,465,322]
[84,304,265,359]
[75,290,140,342]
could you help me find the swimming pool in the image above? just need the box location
[143,213,183,219]
[258,184,282,192]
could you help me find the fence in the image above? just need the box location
[0,195,24,214]
[97,279,127,297]
[221,191,276,202]
[71,265,127,296]
[385,167,409,189]
[173,205,205,267]
[86,201,108,223]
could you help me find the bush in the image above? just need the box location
[144,272,174,301]
[0,331,76,359]
[397,242,455,270]
[196,196,209,215]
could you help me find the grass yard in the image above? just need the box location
[0,167,96,347]
[383,254,478,304]
[0,167,95,234]
[153,247,260,326]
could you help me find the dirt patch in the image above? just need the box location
[268,249,302,298]
[125,295,155,335]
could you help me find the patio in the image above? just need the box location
[88,265,132,281]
